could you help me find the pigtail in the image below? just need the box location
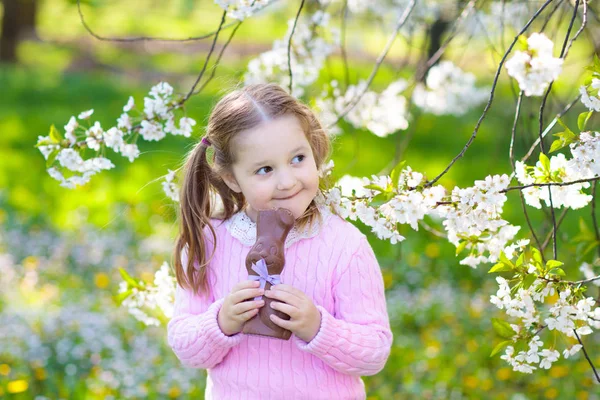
[173,141,217,297]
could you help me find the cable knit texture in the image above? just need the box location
[167,211,393,400]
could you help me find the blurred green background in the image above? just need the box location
[1,0,599,399]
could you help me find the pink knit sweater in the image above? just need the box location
[167,209,393,400]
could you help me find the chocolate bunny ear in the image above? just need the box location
[276,208,294,227]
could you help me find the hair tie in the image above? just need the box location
[201,136,212,147]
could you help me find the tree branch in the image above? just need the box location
[287,0,306,94]
[425,0,555,188]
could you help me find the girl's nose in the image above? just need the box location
[276,170,297,191]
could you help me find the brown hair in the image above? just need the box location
[173,83,333,297]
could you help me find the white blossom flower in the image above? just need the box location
[85,122,104,151]
[413,61,489,115]
[505,33,563,96]
[64,117,78,145]
[162,169,179,202]
[78,109,94,120]
[123,96,135,112]
[120,143,140,162]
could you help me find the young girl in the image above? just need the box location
[167,83,392,399]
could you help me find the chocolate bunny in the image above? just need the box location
[242,208,295,339]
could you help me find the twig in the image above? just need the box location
[593,182,600,258]
[193,21,244,95]
[287,0,306,94]
[425,0,555,188]
[76,0,240,42]
[502,176,600,192]
[509,91,524,171]
[536,0,580,260]
[518,95,580,167]
[327,0,417,129]
[340,0,350,89]
[180,11,228,105]
[541,208,568,252]
[574,329,600,383]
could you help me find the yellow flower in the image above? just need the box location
[34,368,47,380]
[94,273,110,289]
[496,368,511,380]
[0,364,10,375]
[425,243,440,258]
[168,386,181,398]
[7,380,28,394]
[544,387,559,399]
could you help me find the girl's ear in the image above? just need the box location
[220,171,243,193]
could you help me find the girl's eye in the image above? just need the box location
[292,154,305,163]
[256,166,272,175]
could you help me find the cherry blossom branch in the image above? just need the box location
[523,196,546,261]
[327,0,417,129]
[537,0,580,259]
[180,10,228,104]
[563,0,588,59]
[418,219,446,239]
[340,0,350,89]
[287,0,306,94]
[593,182,600,258]
[509,91,524,171]
[425,0,555,188]
[76,0,240,42]
[519,94,580,165]
[502,176,600,192]
[539,0,565,33]
[571,275,600,285]
[541,208,568,253]
[417,0,477,81]
[573,329,600,383]
[193,20,244,95]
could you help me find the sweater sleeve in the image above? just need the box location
[167,247,243,369]
[293,236,393,376]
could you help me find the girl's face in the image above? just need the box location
[221,114,320,223]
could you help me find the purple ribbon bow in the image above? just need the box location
[249,258,281,301]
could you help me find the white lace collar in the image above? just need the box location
[224,203,334,248]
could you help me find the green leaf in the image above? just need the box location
[515,252,525,267]
[549,139,564,153]
[364,184,385,193]
[49,124,63,143]
[455,241,468,256]
[389,160,407,189]
[539,153,550,172]
[548,267,566,276]
[119,267,143,289]
[114,289,133,304]
[490,340,512,357]
[499,252,515,269]
[531,247,543,266]
[46,149,59,168]
[489,262,513,273]
[578,111,592,131]
[491,318,516,339]
[522,273,537,290]
[546,260,564,269]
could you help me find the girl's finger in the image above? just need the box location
[270,284,304,300]
[231,287,265,304]
[241,308,259,321]
[233,299,264,315]
[264,289,299,306]
[269,301,299,319]
[231,280,260,292]
[270,314,292,329]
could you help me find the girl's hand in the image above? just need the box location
[218,280,265,336]
[264,284,321,343]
